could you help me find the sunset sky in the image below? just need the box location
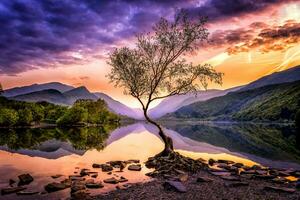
[0,0,300,108]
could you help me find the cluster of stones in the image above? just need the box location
[187,158,299,194]
[1,159,141,199]
[145,151,207,178]
[147,157,300,194]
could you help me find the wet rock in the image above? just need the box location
[240,174,254,179]
[104,177,119,184]
[1,187,26,195]
[263,186,295,193]
[221,176,241,181]
[217,163,229,169]
[91,174,98,178]
[45,182,69,193]
[71,181,86,193]
[208,158,216,166]
[18,174,34,185]
[61,178,71,187]
[251,165,262,170]
[92,163,101,168]
[196,176,213,183]
[51,174,63,179]
[272,177,287,184]
[69,175,85,181]
[107,172,112,175]
[119,176,128,183]
[101,164,113,172]
[107,161,127,170]
[163,180,187,193]
[217,159,234,165]
[255,170,267,175]
[225,182,249,187]
[277,171,291,177]
[86,181,103,189]
[128,164,142,171]
[9,179,16,186]
[16,191,39,195]
[210,171,231,176]
[80,169,90,177]
[232,163,244,168]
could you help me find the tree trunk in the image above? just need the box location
[143,109,174,156]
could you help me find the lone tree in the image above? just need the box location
[108,11,222,157]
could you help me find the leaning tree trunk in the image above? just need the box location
[143,110,174,156]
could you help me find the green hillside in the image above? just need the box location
[168,80,300,122]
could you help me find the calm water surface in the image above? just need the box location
[0,122,299,200]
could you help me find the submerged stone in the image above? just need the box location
[18,174,34,185]
[101,164,113,172]
[104,177,119,184]
[1,187,26,195]
[45,182,69,193]
[128,164,142,171]
[16,191,39,195]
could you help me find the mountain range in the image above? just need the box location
[2,65,300,120]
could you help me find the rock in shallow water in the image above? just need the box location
[45,182,69,193]
[16,191,39,195]
[104,177,119,184]
[128,164,142,171]
[1,187,26,195]
[163,180,187,193]
[18,174,34,185]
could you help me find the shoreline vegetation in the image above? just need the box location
[0,96,120,128]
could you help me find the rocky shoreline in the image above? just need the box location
[1,157,300,200]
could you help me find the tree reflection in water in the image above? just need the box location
[0,124,118,151]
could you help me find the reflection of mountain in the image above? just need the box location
[0,123,300,169]
[107,122,300,169]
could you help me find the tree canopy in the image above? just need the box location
[108,11,223,113]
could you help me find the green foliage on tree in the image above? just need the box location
[56,106,88,125]
[17,108,33,125]
[0,95,119,127]
[0,108,19,126]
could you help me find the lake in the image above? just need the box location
[0,122,299,199]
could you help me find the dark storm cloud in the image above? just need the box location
[0,0,296,75]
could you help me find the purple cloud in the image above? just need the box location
[0,0,296,75]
